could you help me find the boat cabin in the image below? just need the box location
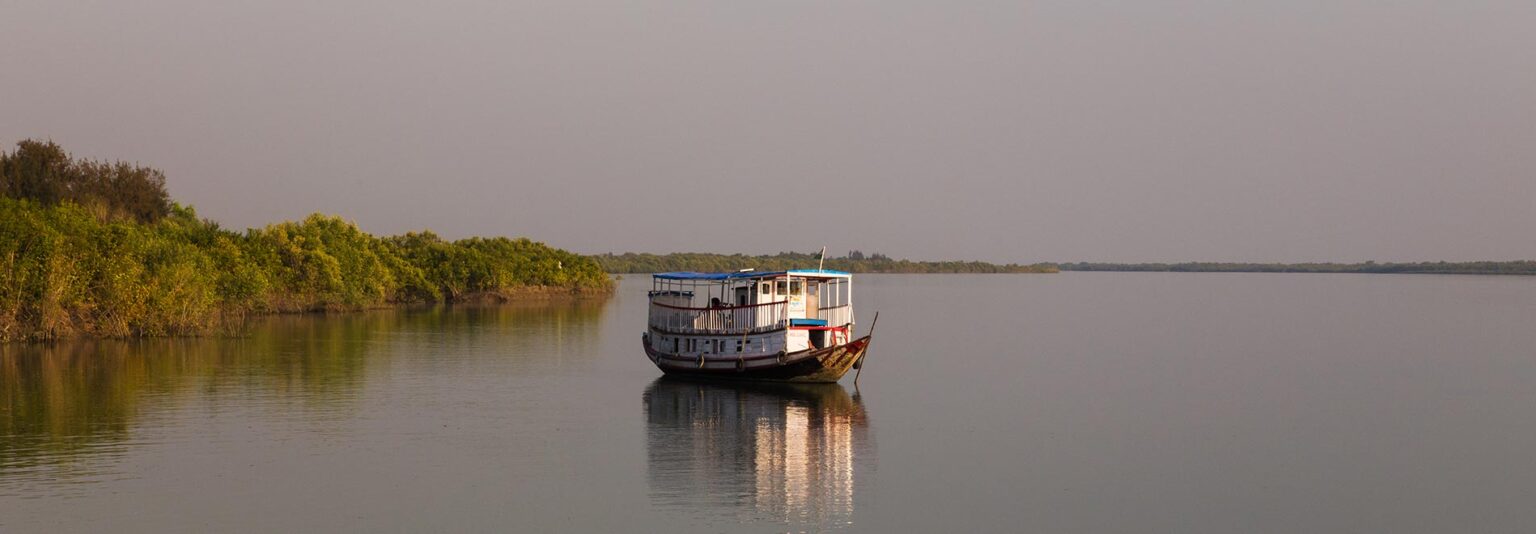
[647,269,854,356]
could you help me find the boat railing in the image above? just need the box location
[817,304,853,327]
[649,300,788,335]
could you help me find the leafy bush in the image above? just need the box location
[0,140,171,223]
[0,141,612,341]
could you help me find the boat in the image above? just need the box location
[642,269,872,383]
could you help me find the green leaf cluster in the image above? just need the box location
[0,199,224,339]
[0,140,172,223]
[0,139,611,341]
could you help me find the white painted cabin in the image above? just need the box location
[647,269,855,359]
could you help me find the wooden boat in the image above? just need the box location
[642,269,871,383]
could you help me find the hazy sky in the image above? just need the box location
[3,1,1532,263]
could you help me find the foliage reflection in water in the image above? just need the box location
[643,377,874,527]
[0,301,607,498]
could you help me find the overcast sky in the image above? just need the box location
[2,1,1532,263]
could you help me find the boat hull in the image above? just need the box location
[643,333,870,383]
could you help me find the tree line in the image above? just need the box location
[1057,261,1536,275]
[0,139,611,342]
[590,251,1059,274]
[1,139,172,224]
[594,253,1536,276]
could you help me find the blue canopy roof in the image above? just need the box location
[652,269,851,280]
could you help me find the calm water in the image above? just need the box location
[3,273,1536,532]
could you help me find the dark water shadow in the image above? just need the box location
[643,377,874,526]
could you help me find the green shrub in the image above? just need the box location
[0,139,171,223]
[0,140,612,341]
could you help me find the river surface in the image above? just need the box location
[3,273,1536,532]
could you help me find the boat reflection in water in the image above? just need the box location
[643,377,873,526]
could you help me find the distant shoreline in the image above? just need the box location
[1057,261,1536,276]
[590,252,1058,274]
[595,254,1536,276]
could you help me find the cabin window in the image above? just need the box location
[672,338,678,352]
[760,283,770,296]
[776,280,788,295]
[789,280,802,295]
[736,340,743,352]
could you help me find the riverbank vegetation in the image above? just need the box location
[0,139,610,342]
[591,251,1059,274]
[1058,261,1536,275]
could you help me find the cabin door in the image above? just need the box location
[804,283,818,320]
[770,278,808,319]
[785,278,806,318]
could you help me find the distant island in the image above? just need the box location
[591,251,1059,274]
[1058,262,1536,275]
[0,139,611,342]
